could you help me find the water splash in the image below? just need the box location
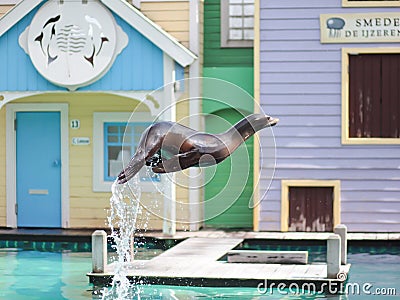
[102,176,141,299]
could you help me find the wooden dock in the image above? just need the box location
[88,236,351,293]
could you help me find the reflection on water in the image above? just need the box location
[0,251,92,300]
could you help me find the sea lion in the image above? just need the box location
[117,113,278,184]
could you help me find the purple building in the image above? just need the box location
[256,0,400,232]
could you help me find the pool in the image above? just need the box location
[0,243,399,299]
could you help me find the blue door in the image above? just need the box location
[16,112,61,227]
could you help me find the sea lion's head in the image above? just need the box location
[246,114,279,132]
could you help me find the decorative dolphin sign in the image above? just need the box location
[19,0,128,91]
[117,114,279,184]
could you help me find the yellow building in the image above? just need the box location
[0,0,202,232]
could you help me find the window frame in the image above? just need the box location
[281,180,341,232]
[93,112,159,192]
[342,0,400,7]
[341,48,400,145]
[220,0,254,48]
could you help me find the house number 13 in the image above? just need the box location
[70,119,80,129]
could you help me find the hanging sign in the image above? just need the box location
[72,137,90,145]
[320,12,400,43]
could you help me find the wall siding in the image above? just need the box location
[140,1,190,48]
[0,5,13,18]
[0,6,163,92]
[259,0,400,232]
[203,0,253,67]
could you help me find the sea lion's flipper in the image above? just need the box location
[145,150,162,167]
[152,149,201,174]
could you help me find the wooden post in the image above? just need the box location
[162,53,176,236]
[327,234,341,279]
[334,224,347,265]
[92,230,107,273]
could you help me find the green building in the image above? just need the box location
[202,0,255,228]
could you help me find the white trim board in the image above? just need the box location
[0,0,196,67]
[188,0,202,230]
[0,91,164,116]
[161,53,176,236]
[6,103,70,228]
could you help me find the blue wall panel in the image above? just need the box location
[0,7,60,91]
[174,62,185,91]
[82,14,163,91]
[175,62,184,81]
[0,6,163,91]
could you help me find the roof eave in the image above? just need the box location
[0,0,44,37]
[101,0,197,67]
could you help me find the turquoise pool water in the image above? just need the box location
[0,244,399,299]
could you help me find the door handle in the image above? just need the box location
[29,189,49,195]
[53,160,61,167]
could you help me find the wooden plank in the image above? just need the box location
[291,264,310,277]
[154,237,243,261]
[304,264,326,278]
[227,250,308,264]
[268,264,297,279]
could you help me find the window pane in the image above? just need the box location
[229,17,243,28]
[108,135,119,143]
[243,17,254,28]
[124,125,132,135]
[229,5,243,16]
[107,126,119,134]
[243,4,254,16]
[123,135,131,144]
[134,125,148,133]
[229,29,243,40]
[244,29,254,40]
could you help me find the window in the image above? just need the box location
[342,49,400,144]
[342,0,400,7]
[104,122,160,182]
[93,112,159,192]
[221,0,254,48]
